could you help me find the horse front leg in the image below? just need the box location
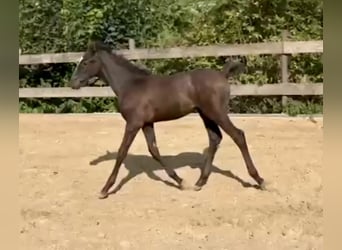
[99,122,141,199]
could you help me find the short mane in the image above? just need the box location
[111,53,152,76]
[95,40,152,76]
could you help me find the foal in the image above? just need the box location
[70,41,265,199]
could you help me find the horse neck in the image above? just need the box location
[97,51,138,98]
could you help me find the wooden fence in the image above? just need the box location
[19,37,323,101]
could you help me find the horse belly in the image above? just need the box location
[150,96,195,122]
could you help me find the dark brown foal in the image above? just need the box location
[69,40,264,199]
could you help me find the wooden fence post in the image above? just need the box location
[128,38,135,50]
[281,30,290,112]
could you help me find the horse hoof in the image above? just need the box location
[180,180,194,191]
[193,185,202,191]
[98,192,108,199]
[259,180,280,194]
[259,179,271,191]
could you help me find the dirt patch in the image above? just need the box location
[19,114,323,250]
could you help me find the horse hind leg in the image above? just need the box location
[194,110,222,190]
[215,114,265,188]
[198,92,264,189]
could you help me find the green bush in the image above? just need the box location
[19,0,323,115]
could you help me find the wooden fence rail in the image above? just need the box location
[19,83,323,98]
[19,40,323,65]
[19,38,323,100]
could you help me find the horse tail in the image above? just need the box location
[222,59,246,78]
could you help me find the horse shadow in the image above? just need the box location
[89,150,261,195]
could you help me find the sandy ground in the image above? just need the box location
[19,114,323,250]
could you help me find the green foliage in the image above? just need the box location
[19,0,323,115]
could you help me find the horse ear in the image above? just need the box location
[87,40,109,53]
[229,61,246,75]
[87,40,97,53]
[222,60,246,77]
